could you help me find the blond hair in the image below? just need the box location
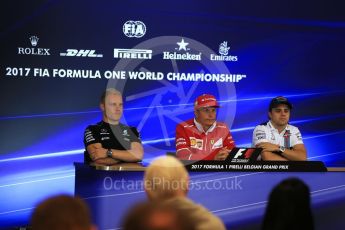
[100,88,122,104]
[144,156,189,200]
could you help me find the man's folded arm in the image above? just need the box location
[281,144,307,161]
[175,124,192,160]
[110,142,144,162]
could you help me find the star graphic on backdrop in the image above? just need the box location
[176,38,189,51]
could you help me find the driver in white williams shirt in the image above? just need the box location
[252,96,307,161]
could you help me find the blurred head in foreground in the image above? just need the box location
[262,178,314,230]
[31,195,96,230]
[123,201,196,230]
[144,155,189,200]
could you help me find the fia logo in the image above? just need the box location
[219,41,230,56]
[123,21,146,38]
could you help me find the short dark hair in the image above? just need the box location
[100,88,122,104]
[262,178,314,230]
[31,195,93,230]
[269,96,293,111]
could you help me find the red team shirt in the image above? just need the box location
[175,118,235,160]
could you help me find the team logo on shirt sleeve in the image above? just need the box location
[255,131,266,140]
[84,129,95,143]
[176,137,187,147]
[190,137,203,150]
[190,137,196,147]
[196,140,203,149]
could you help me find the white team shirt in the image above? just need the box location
[252,121,303,148]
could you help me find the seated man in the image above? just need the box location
[83,88,143,165]
[144,156,226,230]
[252,96,307,161]
[175,94,235,160]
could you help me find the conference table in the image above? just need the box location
[74,162,345,230]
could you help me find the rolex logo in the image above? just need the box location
[29,36,39,46]
[18,36,50,56]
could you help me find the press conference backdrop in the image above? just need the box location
[1,0,345,227]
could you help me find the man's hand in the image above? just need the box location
[256,142,279,152]
[261,151,287,161]
[214,148,230,160]
[88,144,107,161]
[87,142,144,163]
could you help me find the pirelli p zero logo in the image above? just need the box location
[60,49,103,58]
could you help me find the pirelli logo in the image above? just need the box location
[114,49,152,59]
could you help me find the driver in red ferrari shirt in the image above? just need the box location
[175,94,235,161]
